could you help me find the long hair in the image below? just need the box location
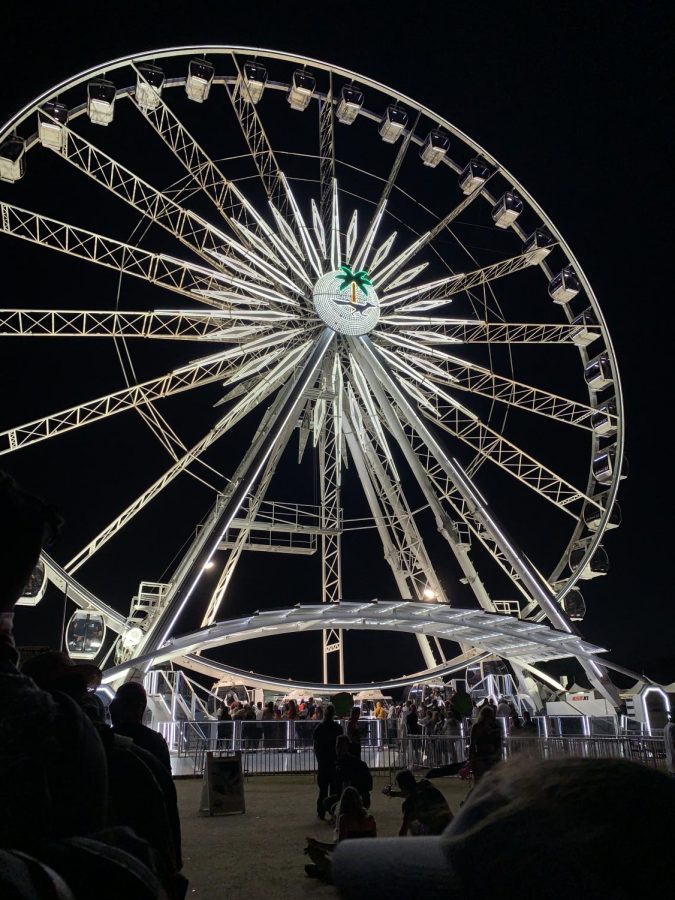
[338,786,366,820]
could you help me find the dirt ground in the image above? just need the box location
[176,772,469,898]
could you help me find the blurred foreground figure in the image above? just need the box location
[333,756,675,900]
[0,471,167,899]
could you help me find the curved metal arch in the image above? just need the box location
[173,649,491,694]
[100,600,607,685]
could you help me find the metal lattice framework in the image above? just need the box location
[0,47,625,703]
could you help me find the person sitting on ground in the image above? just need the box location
[333,757,675,900]
[469,704,502,783]
[386,769,453,836]
[305,786,376,882]
[109,681,171,772]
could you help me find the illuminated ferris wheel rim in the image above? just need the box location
[0,46,624,697]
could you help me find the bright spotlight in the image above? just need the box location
[423,587,436,600]
[203,560,215,571]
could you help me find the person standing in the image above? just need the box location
[664,708,675,776]
[469,705,502,783]
[313,704,343,819]
[347,707,362,759]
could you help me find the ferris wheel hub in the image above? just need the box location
[312,266,379,336]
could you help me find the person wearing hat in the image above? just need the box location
[333,756,675,900]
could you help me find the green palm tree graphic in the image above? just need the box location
[336,264,372,304]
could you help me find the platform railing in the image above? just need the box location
[174,723,666,777]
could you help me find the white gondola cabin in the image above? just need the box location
[379,105,407,143]
[592,443,627,485]
[584,354,612,390]
[66,611,106,660]
[38,101,68,150]
[186,59,215,103]
[570,308,600,347]
[491,191,523,228]
[17,559,47,607]
[591,398,617,436]
[237,61,267,104]
[287,70,315,111]
[87,79,116,125]
[136,64,165,110]
[583,493,622,531]
[0,135,26,182]
[549,265,581,303]
[561,587,586,621]
[568,543,609,579]
[420,129,450,167]
[336,86,364,124]
[522,228,554,263]
[459,158,489,194]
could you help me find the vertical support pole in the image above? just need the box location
[320,352,344,683]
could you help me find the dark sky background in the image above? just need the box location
[1,1,672,687]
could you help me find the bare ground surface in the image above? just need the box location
[177,773,469,899]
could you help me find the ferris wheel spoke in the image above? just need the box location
[65,339,313,574]
[394,374,595,516]
[224,57,321,273]
[348,367,510,615]
[343,399,444,668]
[351,109,421,271]
[346,383,447,604]
[0,201,300,314]
[372,171,502,290]
[375,334,603,429]
[0,330,305,455]
[51,119,298,292]
[130,65,282,258]
[381,251,540,313]
[381,317,603,346]
[318,73,336,239]
[400,423,536,606]
[0,308,281,342]
[50,122,249,271]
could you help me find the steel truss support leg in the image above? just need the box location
[200,406,294,628]
[135,329,335,665]
[320,357,344,683]
[351,335,621,709]
[342,409,438,670]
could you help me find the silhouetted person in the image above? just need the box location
[0,471,166,899]
[469,705,502,782]
[312,704,343,819]
[110,682,171,772]
[334,735,373,809]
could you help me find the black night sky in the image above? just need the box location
[1,1,672,687]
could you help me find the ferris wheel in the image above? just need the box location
[0,47,625,703]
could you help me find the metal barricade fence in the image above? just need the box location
[175,722,666,777]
